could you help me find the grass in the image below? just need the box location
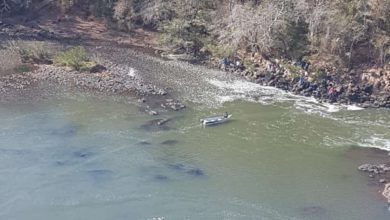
[54,46,96,71]
[0,49,23,76]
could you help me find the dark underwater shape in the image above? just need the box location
[167,163,206,177]
[73,149,94,159]
[154,175,169,181]
[50,124,81,137]
[137,141,152,145]
[299,206,327,217]
[186,168,205,177]
[87,169,113,182]
[167,163,185,171]
[139,119,171,132]
[160,140,178,146]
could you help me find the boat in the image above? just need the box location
[200,113,232,126]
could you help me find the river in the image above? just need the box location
[1,52,390,219]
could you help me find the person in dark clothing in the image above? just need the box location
[303,62,310,71]
[220,57,228,71]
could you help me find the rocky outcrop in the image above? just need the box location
[358,163,390,203]
[358,163,390,174]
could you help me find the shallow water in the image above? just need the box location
[0,92,390,220]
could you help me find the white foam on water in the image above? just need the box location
[208,79,264,93]
[360,135,390,151]
[347,105,364,111]
[206,78,354,116]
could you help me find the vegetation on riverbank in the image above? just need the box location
[3,0,389,69]
[1,0,390,107]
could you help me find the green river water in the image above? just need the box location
[0,92,390,220]
[1,50,390,219]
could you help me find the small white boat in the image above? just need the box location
[200,113,232,126]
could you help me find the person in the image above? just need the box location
[224,112,229,118]
[328,84,337,101]
[220,57,228,71]
[298,76,305,87]
[303,61,310,71]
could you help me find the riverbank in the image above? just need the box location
[2,12,390,109]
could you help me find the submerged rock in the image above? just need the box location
[137,141,152,146]
[87,169,113,182]
[73,150,94,159]
[167,163,185,171]
[166,163,205,177]
[186,168,205,177]
[299,206,327,217]
[161,140,178,146]
[140,119,171,132]
[50,124,80,137]
[154,175,169,181]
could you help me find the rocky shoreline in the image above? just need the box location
[2,18,390,109]
[213,59,390,109]
[0,48,185,115]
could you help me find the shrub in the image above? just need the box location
[13,64,36,73]
[7,41,51,64]
[54,47,95,71]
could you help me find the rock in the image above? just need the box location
[161,140,178,145]
[140,119,171,131]
[87,169,113,182]
[137,141,151,145]
[380,179,387,184]
[383,183,390,203]
[138,98,146,103]
[154,175,169,181]
[167,163,185,171]
[299,206,327,217]
[148,110,159,116]
[358,163,390,176]
[186,168,205,176]
[157,118,170,126]
[157,89,167,95]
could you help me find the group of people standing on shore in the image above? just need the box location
[219,56,340,102]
